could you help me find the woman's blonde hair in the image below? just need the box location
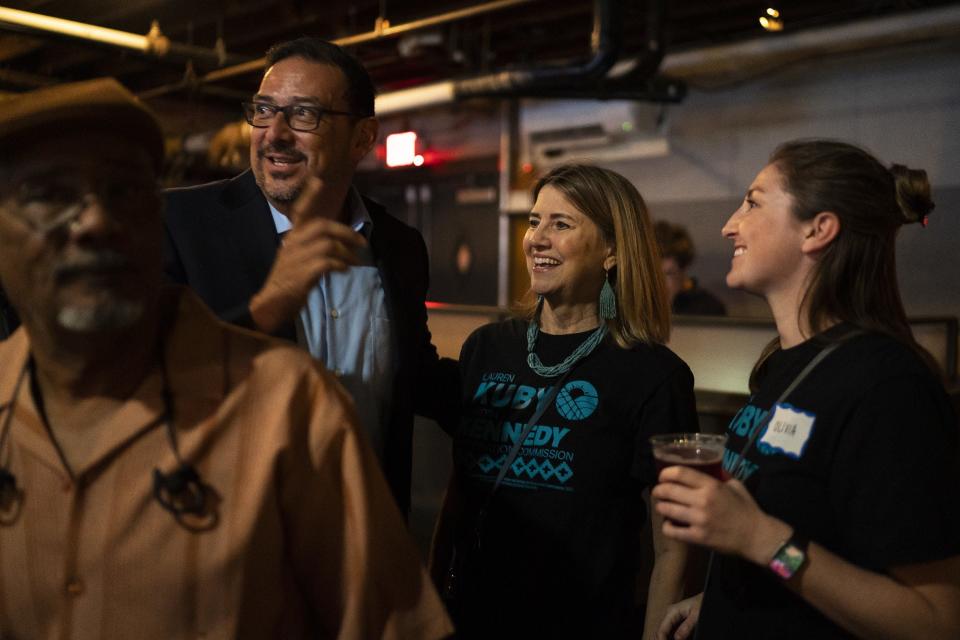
[517,164,670,348]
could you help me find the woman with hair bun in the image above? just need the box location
[653,139,960,639]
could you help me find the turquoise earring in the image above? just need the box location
[599,269,616,320]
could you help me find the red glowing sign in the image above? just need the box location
[385,131,424,168]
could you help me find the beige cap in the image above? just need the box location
[0,77,164,170]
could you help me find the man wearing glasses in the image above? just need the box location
[164,38,457,518]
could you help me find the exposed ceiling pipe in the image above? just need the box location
[379,0,681,114]
[455,0,621,98]
[534,0,683,102]
[378,2,960,116]
[375,74,681,115]
[0,6,246,67]
[191,0,535,87]
[141,0,676,105]
[377,82,458,115]
[335,0,535,48]
[618,0,666,83]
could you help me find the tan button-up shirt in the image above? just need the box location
[0,289,452,639]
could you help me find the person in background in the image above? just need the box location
[654,139,960,639]
[654,220,726,316]
[432,164,698,639]
[0,77,452,639]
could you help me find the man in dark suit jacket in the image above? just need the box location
[163,37,457,517]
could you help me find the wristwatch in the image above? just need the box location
[768,530,809,580]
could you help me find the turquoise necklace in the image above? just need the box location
[526,298,608,378]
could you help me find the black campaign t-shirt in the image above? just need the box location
[452,319,698,638]
[698,328,960,639]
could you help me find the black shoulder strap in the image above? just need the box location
[730,329,864,479]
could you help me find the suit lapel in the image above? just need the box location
[216,170,279,294]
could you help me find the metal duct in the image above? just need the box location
[456,0,681,102]
[376,0,680,114]
[378,2,960,115]
[455,0,622,98]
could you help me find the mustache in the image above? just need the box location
[256,143,305,162]
[53,250,132,282]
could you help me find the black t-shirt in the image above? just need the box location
[452,319,698,638]
[698,328,960,639]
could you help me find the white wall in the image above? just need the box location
[610,40,960,199]
[599,40,960,319]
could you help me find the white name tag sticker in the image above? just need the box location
[759,403,815,459]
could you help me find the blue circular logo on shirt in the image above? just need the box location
[555,380,599,420]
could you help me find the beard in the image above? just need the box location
[252,142,307,204]
[52,249,147,332]
[259,179,301,205]
[57,299,144,332]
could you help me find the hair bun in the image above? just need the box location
[889,163,935,226]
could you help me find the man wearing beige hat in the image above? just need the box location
[0,78,452,639]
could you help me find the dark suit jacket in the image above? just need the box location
[163,169,458,516]
[0,289,18,340]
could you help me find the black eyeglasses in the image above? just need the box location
[241,101,361,132]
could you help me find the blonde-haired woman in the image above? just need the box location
[433,164,697,638]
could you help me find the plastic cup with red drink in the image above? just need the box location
[650,433,728,480]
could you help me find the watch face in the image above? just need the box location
[770,543,806,579]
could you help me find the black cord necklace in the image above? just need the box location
[0,363,28,521]
[0,342,216,530]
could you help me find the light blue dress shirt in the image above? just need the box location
[269,188,393,459]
